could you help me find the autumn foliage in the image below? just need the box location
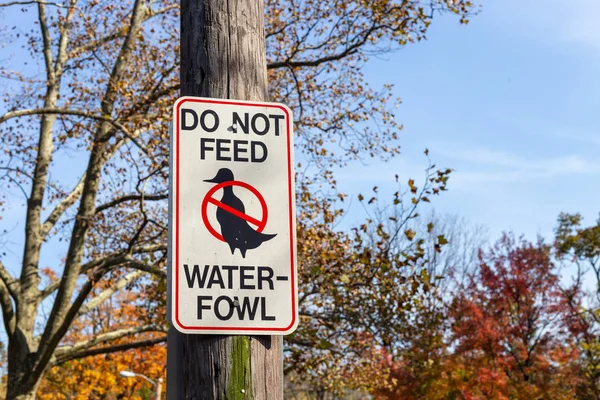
[38,288,166,399]
[352,231,600,400]
[38,342,165,400]
[37,224,600,399]
[447,235,578,399]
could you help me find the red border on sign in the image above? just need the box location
[173,97,296,332]
[201,180,268,242]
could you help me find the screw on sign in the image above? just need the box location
[202,168,275,258]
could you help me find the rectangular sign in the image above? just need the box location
[170,97,298,334]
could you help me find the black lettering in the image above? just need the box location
[260,297,275,321]
[251,113,269,135]
[269,114,284,136]
[251,141,267,163]
[258,266,274,290]
[234,296,260,320]
[184,264,210,288]
[200,138,215,160]
[197,296,212,319]
[221,265,239,289]
[233,140,249,162]
[240,266,255,289]
[232,112,249,134]
[200,109,219,132]
[207,265,225,289]
[216,139,231,161]
[215,296,234,320]
[181,109,198,130]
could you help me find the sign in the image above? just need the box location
[170,97,298,335]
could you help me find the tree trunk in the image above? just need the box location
[171,0,283,398]
[7,388,39,400]
[6,337,44,400]
[6,366,41,400]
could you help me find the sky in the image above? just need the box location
[336,0,600,242]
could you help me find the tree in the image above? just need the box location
[448,234,578,399]
[286,163,451,395]
[340,213,486,399]
[266,0,474,176]
[555,213,600,295]
[555,213,600,399]
[0,0,176,398]
[0,0,474,398]
[37,290,166,399]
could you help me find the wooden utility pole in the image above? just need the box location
[168,1,283,399]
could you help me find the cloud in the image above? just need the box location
[432,143,600,187]
[560,1,600,51]
[334,143,600,190]
[335,159,429,184]
[492,0,600,53]
[550,130,600,147]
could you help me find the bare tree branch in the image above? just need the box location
[54,324,167,359]
[0,166,35,182]
[0,108,152,165]
[40,174,86,238]
[124,257,166,277]
[267,18,408,71]
[1,172,29,199]
[76,270,144,317]
[0,1,68,7]
[53,0,79,78]
[0,278,16,337]
[41,246,166,299]
[0,108,134,137]
[68,3,178,58]
[95,193,168,214]
[77,245,167,275]
[37,2,55,81]
[54,335,167,366]
[68,30,126,59]
[267,37,365,70]
[34,262,111,380]
[147,3,177,16]
[0,260,19,298]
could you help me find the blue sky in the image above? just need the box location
[337,0,600,241]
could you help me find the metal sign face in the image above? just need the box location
[170,97,298,335]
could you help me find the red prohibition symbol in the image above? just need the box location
[201,181,268,242]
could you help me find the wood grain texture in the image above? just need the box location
[180,0,268,101]
[171,0,282,398]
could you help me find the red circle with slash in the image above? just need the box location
[201,181,268,242]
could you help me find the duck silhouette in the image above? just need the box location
[204,168,276,258]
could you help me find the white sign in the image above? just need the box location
[170,97,298,335]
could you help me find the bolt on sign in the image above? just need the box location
[170,97,298,335]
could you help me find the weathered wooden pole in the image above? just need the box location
[168,1,283,398]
